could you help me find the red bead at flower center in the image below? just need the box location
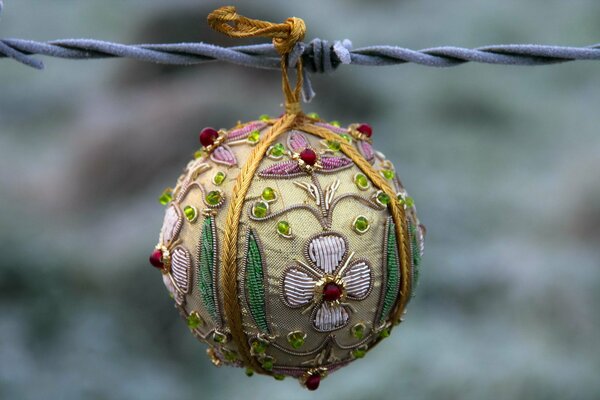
[299,148,318,166]
[149,249,164,269]
[323,282,343,302]
[357,123,373,138]
[305,374,321,391]
[199,127,219,147]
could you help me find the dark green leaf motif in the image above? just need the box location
[408,220,421,298]
[245,230,270,333]
[199,216,219,323]
[379,218,401,324]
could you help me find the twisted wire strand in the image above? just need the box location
[3,38,600,70]
[3,37,600,101]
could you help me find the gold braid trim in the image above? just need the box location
[297,122,412,325]
[221,114,300,374]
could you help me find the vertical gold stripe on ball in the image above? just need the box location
[221,113,299,374]
[298,122,412,325]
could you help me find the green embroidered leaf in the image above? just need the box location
[409,221,421,298]
[380,218,400,324]
[199,216,219,322]
[245,230,269,333]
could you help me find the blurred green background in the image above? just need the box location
[1,1,599,399]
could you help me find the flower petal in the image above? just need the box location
[287,130,311,152]
[171,246,191,294]
[161,205,183,244]
[357,141,375,164]
[308,234,346,274]
[315,122,347,135]
[210,145,237,166]
[341,260,371,300]
[227,121,267,142]
[162,273,177,298]
[258,161,304,178]
[320,156,353,172]
[313,302,349,332]
[283,268,316,307]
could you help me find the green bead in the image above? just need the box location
[353,216,369,234]
[252,201,269,218]
[354,173,369,190]
[223,349,238,362]
[158,189,173,205]
[340,133,353,144]
[184,205,197,222]
[287,331,305,349]
[194,150,203,159]
[274,374,286,381]
[379,327,391,339]
[376,192,391,206]
[245,367,254,377]
[307,112,320,119]
[213,331,227,343]
[261,357,274,371]
[261,187,276,201]
[186,312,202,329]
[269,143,286,157]
[205,190,222,206]
[213,171,226,186]
[259,114,270,121]
[277,221,291,236]
[351,323,366,339]
[330,120,341,127]
[247,130,260,144]
[352,347,367,359]
[251,339,268,354]
[397,193,415,208]
[381,169,395,180]
[326,140,341,151]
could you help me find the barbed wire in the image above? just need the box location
[2,2,600,100]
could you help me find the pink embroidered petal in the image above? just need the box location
[320,156,353,172]
[161,205,183,244]
[315,122,347,135]
[162,273,177,298]
[341,261,371,300]
[287,130,311,152]
[357,141,375,163]
[283,268,316,307]
[258,161,304,178]
[313,302,349,332]
[171,246,192,294]
[227,121,267,142]
[210,145,237,166]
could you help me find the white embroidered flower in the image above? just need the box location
[282,234,372,332]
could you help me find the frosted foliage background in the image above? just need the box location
[1,1,599,399]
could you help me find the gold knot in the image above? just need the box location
[274,17,306,55]
[208,6,306,56]
[284,102,302,115]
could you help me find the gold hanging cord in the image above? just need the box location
[208,6,306,115]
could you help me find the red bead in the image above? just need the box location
[357,123,372,138]
[199,127,219,147]
[323,282,343,302]
[149,249,164,269]
[305,374,321,391]
[299,148,318,166]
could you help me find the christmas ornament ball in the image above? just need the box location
[152,114,424,390]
